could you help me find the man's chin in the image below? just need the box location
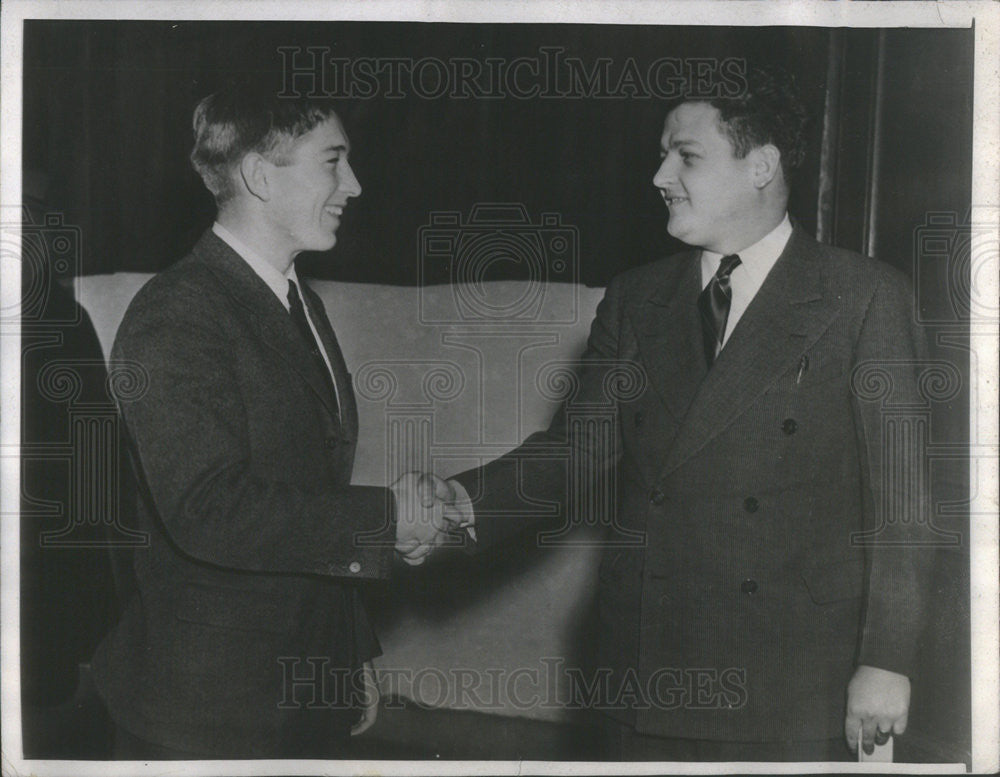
[666,222,689,243]
[666,226,705,250]
[307,234,338,253]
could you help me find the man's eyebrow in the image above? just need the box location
[663,138,704,151]
[321,144,349,154]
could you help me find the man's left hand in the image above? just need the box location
[845,664,910,754]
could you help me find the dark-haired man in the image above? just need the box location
[429,69,931,761]
[91,89,446,759]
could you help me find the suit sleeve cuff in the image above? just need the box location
[324,486,397,581]
[857,640,918,680]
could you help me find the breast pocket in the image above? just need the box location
[788,345,852,390]
[763,349,852,413]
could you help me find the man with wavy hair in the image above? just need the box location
[427,66,932,761]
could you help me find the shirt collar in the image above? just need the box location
[700,213,793,286]
[212,222,300,311]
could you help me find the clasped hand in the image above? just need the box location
[391,471,466,565]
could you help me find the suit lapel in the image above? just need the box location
[632,252,707,425]
[302,283,357,440]
[194,231,343,423]
[660,229,838,477]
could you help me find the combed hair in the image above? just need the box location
[190,86,341,205]
[694,65,809,181]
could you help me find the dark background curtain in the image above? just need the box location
[23,21,836,284]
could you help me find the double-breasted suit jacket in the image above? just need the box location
[92,230,395,756]
[453,227,932,742]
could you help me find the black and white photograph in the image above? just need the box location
[1,1,997,774]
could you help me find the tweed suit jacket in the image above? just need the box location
[91,230,396,756]
[453,227,933,742]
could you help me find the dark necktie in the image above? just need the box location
[287,279,340,418]
[698,253,742,367]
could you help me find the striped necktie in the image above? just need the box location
[697,253,742,367]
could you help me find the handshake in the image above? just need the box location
[390,472,473,565]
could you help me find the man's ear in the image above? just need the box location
[239,152,270,202]
[750,144,782,189]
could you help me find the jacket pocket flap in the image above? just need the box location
[799,559,864,605]
[174,583,294,635]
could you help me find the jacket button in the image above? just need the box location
[325,437,338,449]
[782,418,798,435]
[348,561,361,574]
[649,489,666,505]
[744,497,759,513]
[634,411,644,427]
[740,579,759,595]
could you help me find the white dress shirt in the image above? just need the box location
[212,222,340,412]
[699,213,793,348]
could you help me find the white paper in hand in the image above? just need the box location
[857,726,894,763]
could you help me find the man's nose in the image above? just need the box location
[341,160,362,198]
[652,155,676,189]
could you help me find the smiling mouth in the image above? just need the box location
[663,195,688,206]
[325,205,345,217]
